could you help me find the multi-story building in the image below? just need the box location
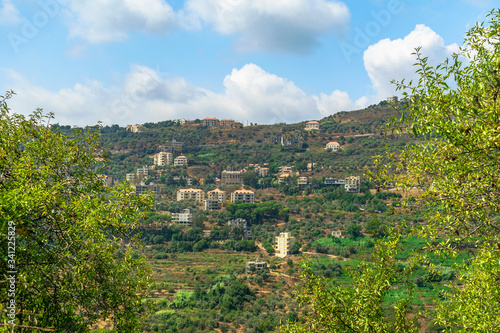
[154,152,173,166]
[220,170,242,186]
[275,232,296,258]
[279,166,294,175]
[133,184,163,196]
[387,95,399,103]
[207,188,227,203]
[126,173,135,181]
[230,190,255,203]
[220,119,236,127]
[345,176,361,193]
[204,199,220,210]
[203,117,219,127]
[305,121,320,130]
[227,218,251,239]
[176,188,205,202]
[325,142,340,152]
[174,156,188,166]
[324,177,345,186]
[297,177,309,188]
[256,167,270,177]
[171,209,192,225]
[137,166,149,177]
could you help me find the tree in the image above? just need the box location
[280,9,500,332]
[0,92,153,332]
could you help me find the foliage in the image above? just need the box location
[0,93,153,332]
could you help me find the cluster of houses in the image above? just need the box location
[176,188,255,210]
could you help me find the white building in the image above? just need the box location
[345,176,361,193]
[154,152,173,166]
[171,209,192,225]
[275,232,296,258]
[305,121,320,130]
[207,188,227,203]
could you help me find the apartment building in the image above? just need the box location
[275,232,296,258]
[174,156,188,166]
[176,188,205,202]
[207,188,227,203]
[220,170,242,186]
[154,152,173,166]
[203,117,219,127]
[171,209,192,226]
[204,199,220,211]
[345,176,361,193]
[220,119,236,127]
[133,184,163,196]
[230,190,255,203]
[297,177,309,188]
[136,166,149,177]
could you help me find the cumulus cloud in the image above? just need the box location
[0,0,21,25]
[363,24,459,100]
[3,64,359,126]
[61,0,176,43]
[184,0,350,53]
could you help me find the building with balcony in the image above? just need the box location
[154,152,173,166]
[230,190,255,203]
[275,232,296,258]
[220,119,236,127]
[221,170,243,186]
[204,199,220,210]
[176,188,205,202]
[345,176,361,193]
[203,117,219,127]
[305,121,320,130]
[171,209,192,226]
[325,142,340,152]
[245,261,268,274]
[207,188,227,203]
[174,156,188,166]
[227,218,251,239]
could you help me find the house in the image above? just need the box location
[220,119,236,127]
[275,232,296,258]
[204,199,220,210]
[230,190,255,203]
[332,230,344,238]
[245,261,268,274]
[325,142,341,152]
[171,209,192,225]
[174,156,188,166]
[278,173,291,184]
[297,177,309,188]
[305,121,320,130]
[203,117,219,127]
[227,218,252,239]
[176,188,205,202]
[279,166,294,175]
[220,170,242,186]
[207,188,227,203]
[154,152,173,166]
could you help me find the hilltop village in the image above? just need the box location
[51,98,449,332]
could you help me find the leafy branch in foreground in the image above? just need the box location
[0,92,153,332]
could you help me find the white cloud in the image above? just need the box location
[0,0,21,25]
[61,0,176,43]
[184,0,350,53]
[363,24,459,100]
[3,64,358,126]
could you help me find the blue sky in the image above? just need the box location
[0,0,494,126]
